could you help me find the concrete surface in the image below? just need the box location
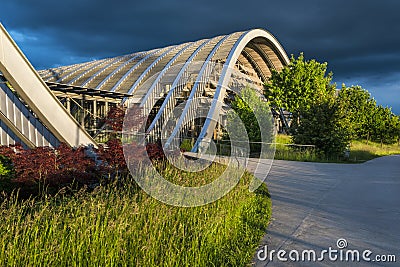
[253,155,400,266]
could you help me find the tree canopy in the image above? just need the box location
[337,85,400,145]
[336,85,376,140]
[264,53,335,114]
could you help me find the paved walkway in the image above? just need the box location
[253,155,400,266]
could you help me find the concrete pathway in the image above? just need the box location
[253,155,400,266]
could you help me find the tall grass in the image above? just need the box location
[274,144,321,162]
[0,163,271,266]
[273,134,322,162]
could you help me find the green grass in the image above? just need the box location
[348,139,400,162]
[0,163,271,266]
[275,134,292,145]
[274,134,400,163]
[274,144,321,162]
[274,134,322,162]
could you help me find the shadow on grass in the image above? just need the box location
[348,149,379,162]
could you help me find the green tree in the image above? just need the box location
[264,53,335,132]
[337,85,400,145]
[264,53,352,156]
[395,116,400,145]
[370,106,399,145]
[387,112,400,145]
[337,85,377,140]
[292,97,352,157]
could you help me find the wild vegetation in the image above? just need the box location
[0,163,271,266]
[0,105,272,266]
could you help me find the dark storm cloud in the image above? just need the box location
[1,0,399,112]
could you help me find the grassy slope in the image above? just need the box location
[274,134,400,163]
[349,139,400,162]
[0,163,271,267]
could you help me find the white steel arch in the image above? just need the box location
[192,29,289,151]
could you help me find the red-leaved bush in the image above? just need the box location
[0,104,171,195]
[0,139,169,196]
[100,104,167,163]
[0,143,97,187]
[146,142,166,161]
[104,106,126,132]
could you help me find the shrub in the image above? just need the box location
[180,139,193,152]
[0,143,98,195]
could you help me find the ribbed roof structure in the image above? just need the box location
[1,26,289,149]
[38,29,289,95]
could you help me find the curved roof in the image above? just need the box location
[39,29,289,95]
[39,29,290,151]
[1,26,289,149]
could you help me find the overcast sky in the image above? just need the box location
[1,0,399,113]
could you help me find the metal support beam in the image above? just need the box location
[0,23,96,147]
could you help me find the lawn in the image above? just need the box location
[274,134,400,163]
[349,139,400,162]
[0,163,271,267]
